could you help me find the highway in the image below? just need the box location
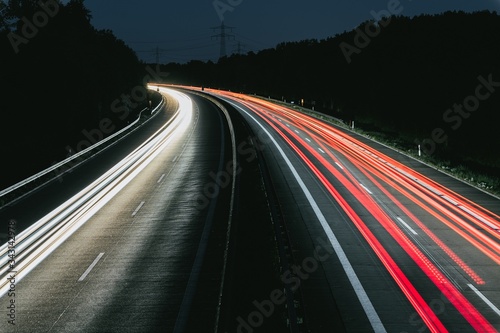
[205,88,500,332]
[0,85,499,333]
[0,88,236,332]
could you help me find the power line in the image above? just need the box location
[233,33,274,49]
[232,41,246,55]
[211,21,235,59]
[126,33,213,45]
[135,44,214,53]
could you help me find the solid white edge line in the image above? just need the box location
[78,252,104,282]
[132,201,145,217]
[228,100,387,333]
[468,284,500,317]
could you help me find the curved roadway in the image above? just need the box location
[0,88,234,332]
[208,88,500,333]
[1,85,499,333]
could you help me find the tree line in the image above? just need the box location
[0,0,148,189]
[160,11,500,179]
[1,6,498,189]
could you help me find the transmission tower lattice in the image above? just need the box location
[211,21,235,59]
[233,41,246,55]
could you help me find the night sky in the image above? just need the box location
[83,0,500,64]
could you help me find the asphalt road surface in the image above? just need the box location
[1,85,499,333]
[209,88,500,333]
[0,88,234,332]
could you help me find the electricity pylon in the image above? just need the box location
[211,21,235,59]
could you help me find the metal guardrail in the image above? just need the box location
[0,90,189,298]
[0,98,164,201]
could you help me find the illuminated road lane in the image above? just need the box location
[0,89,193,297]
[0,89,234,332]
[206,89,500,332]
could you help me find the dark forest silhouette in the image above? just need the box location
[160,11,500,184]
[0,3,499,190]
[0,0,148,189]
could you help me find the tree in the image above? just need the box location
[0,1,8,31]
[0,0,145,189]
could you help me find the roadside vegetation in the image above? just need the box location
[274,100,500,197]
[158,11,500,197]
[0,0,153,190]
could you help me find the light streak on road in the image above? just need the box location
[0,88,193,298]
[224,98,387,333]
[208,89,500,332]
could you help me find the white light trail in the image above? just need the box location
[0,88,193,298]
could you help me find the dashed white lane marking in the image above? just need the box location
[468,284,500,317]
[441,195,459,206]
[458,206,499,231]
[78,253,104,282]
[397,217,418,235]
[360,184,373,195]
[157,174,166,183]
[132,201,145,217]
[335,162,344,170]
